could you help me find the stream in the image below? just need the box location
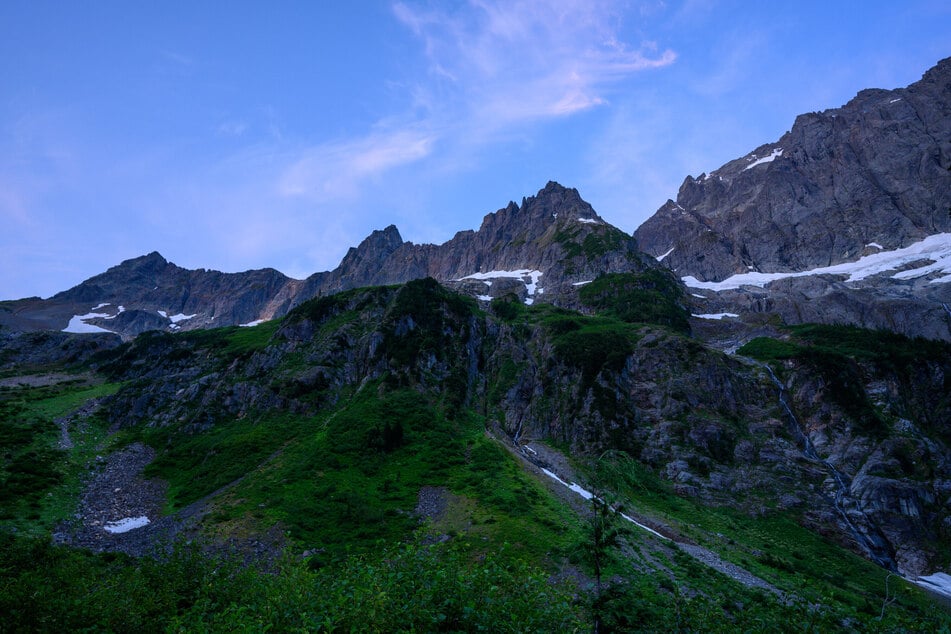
[760,363,897,571]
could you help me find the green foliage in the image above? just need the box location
[489,293,525,321]
[739,328,905,436]
[0,379,118,526]
[554,227,584,258]
[543,314,639,386]
[788,323,951,367]
[288,285,393,325]
[580,226,629,258]
[140,412,310,510]
[381,277,478,367]
[579,271,690,333]
[737,336,801,360]
[0,532,584,632]
[591,451,951,629]
[179,320,281,358]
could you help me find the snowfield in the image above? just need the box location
[459,269,543,305]
[63,309,114,334]
[692,313,739,320]
[912,572,951,600]
[539,463,669,541]
[103,516,150,533]
[743,148,783,170]
[656,247,675,262]
[683,233,951,291]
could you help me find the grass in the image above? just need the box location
[588,451,949,627]
[0,377,119,532]
[198,384,583,562]
[579,271,690,333]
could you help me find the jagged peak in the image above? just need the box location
[101,251,170,275]
[358,225,404,250]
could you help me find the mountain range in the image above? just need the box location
[2,58,951,630]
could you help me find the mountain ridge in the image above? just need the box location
[0,182,658,338]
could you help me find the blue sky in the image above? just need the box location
[2,1,949,300]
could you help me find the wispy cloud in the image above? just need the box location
[393,0,676,127]
[278,127,436,202]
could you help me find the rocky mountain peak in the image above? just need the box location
[633,57,951,340]
[338,224,405,271]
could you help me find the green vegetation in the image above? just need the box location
[543,314,639,386]
[579,271,690,333]
[0,378,119,531]
[381,277,479,367]
[738,324,951,438]
[590,451,950,630]
[0,533,584,633]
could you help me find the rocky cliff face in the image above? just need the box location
[635,58,951,340]
[1,182,655,339]
[0,252,294,337]
[299,181,654,305]
[636,58,951,281]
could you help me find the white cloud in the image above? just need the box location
[278,128,436,202]
[393,0,676,128]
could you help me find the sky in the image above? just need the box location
[2,1,949,300]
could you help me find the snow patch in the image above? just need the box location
[683,233,951,291]
[157,310,168,318]
[103,516,150,534]
[743,148,783,171]
[656,247,675,262]
[477,295,493,302]
[573,280,592,287]
[913,572,951,600]
[63,310,114,334]
[169,313,196,323]
[691,293,707,299]
[459,269,543,305]
[889,98,902,104]
[693,313,739,320]
[542,468,594,500]
[239,319,266,328]
[540,469,669,540]
[92,302,111,310]
[865,242,883,250]
[576,217,600,225]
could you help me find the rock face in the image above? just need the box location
[635,58,951,340]
[1,182,655,338]
[0,252,294,337]
[299,181,654,303]
[636,58,951,280]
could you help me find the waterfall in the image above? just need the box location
[760,363,897,571]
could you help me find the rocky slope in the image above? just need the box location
[80,279,950,578]
[635,57,951,340]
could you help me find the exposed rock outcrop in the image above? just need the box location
[635,58,951,340]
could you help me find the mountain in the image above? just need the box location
[0,182,656,339]
[4,62,951,630]
[635,57,951,340]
